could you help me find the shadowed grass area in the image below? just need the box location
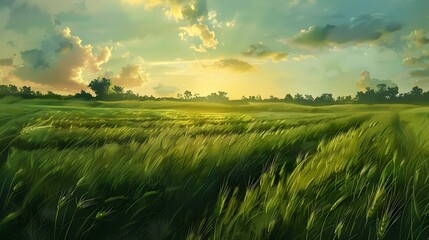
[0,100,429,239]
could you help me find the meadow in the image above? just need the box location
[1,98,429,239]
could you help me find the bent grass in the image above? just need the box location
[0,101,428,239]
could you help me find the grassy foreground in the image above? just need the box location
[1,99,429,239]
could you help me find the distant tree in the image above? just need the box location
[410,86,423,96]
[74,90,93,100]
[207,92,218,101]
[46,91,62,99]
[355,85,399,103]
[88,78,111,99]
[376,83,387,93]
[207,91,229,102]
[374,84,399,102]
[284,94,293,102]
[245,95,262,101]
[184,90,193,99]
[293,93,305,104]
[1,85,63,99]
[109,85,125,100]
[398,86,425,103]
[35,91,43,97]
[0,85,11,97]
[3,82,429,104]
[294,93,303,100]
[356,87,376,103]
[20,86,35,98]
[305,94,314,102]
[8,85,18,95]
[0,85,6,94]
[386,86,399,100]
[0,84,19,97]
[336,95,353,104]
[112,85,124,94]
[374,84,387,102]
[314,93,335,105]
[125,90,138,100]
[218,91,228,98]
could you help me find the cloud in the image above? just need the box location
[20,49,49,69]
[0,58,13,66]
[414,79,429,88]
[214,59,255,73]
[153,83,179,96]
[179,24,218,52]
[225,20,236,28]
[403,53,429,67]
[292,54,315,62]
[14,27,111,91]
[405,30,429,48]
[124,0,218,52]
[207,10,235,28]
[242,43,288,62]
[410,69,429,78]
[1,0,85,14]
[403,52,429,80]
[0,0,13,9]
[288,14,402,48]
[105,64,149,87]
[5,3,54,33]
[208,11,221,28]
[289,0,316,6]
[0,64,15,84]
[124,0,207,23]
[356,71,398,90]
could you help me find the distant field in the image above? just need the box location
[1,99,429,239]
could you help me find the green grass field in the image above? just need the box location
[1,99,429,239]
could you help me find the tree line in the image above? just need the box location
[243,84,429,104]
[1,78,429,104]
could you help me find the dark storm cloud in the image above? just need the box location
[55,40,74,53]
[5,3,54,33]
[242,43,288,62]
[0,58,13,66]
[289,14,402,48]
[410,69,429,78]
[20,49,50,69]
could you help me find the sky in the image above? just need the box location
[1,0,429,99]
